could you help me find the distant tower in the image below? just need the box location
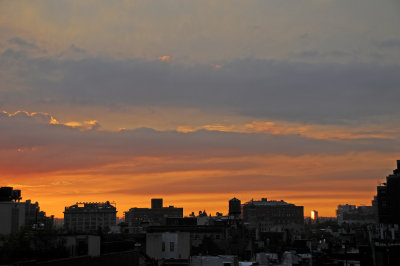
[151,198,163,209]
[311,210,318,222]
[229,197,241,217]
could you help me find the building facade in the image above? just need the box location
[146,231,190,260]
[336,204,376,225]
[242,198,304,229]
[0,187,52,234]
[0,201,25,235]
[125,198,183,227]
[146,224,226,260]
[64,201,117,233]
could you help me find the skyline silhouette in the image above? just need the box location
[1,1,400,264]
[1,0,399,219]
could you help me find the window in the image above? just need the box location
[162,241,165,252]
[170,242,175,252]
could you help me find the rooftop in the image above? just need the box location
[64,201,116,211]
[244,198,296,206]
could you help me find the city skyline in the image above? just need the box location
[1,0,400,218]
[0,183,379,219]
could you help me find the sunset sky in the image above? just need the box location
[1,0,400,218]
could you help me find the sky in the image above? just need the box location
[1,0,400,218]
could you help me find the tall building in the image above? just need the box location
[125,198,183,227]
[228,197,241,217]
[64,201,117,233]
[0,187,24,234]
[311,210,318,222]
[0,187,52,234]
[242,198,303,228]
[377,160,400,224]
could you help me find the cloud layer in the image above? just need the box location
[0,111,397,217]
[1,49,400,124]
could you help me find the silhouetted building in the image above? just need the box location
[0,187,25,235]
[0,201,25,235]
[242,198,303,228]
[0,187,53,234]
[336,204,376,224]
[151,198,163,209]
[64,201,117,233]
[0,187,21,202]
[24,199,54,229]
[166,217,197,226]
[229,197,241,217]
[377,185,389,223]
[337,204,356,223]
[377,160,400,224]
[125,198,183,227]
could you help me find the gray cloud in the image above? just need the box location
[296,49,320,57]
[68,44,86,54]
[299,33,309,39]
[1,49,400,124]
[8,37,40,50]
[377,39,400,49]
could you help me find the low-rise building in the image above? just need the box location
[125,198,183,227]
[64,201,117,233]
[146,231,190,260]
[336,204,376,225]
[146,224,226,260]
[242,198,304,229]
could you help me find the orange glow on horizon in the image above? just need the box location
[13,186,378,219]
[1,110,397,220]
[2,150,392,219]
